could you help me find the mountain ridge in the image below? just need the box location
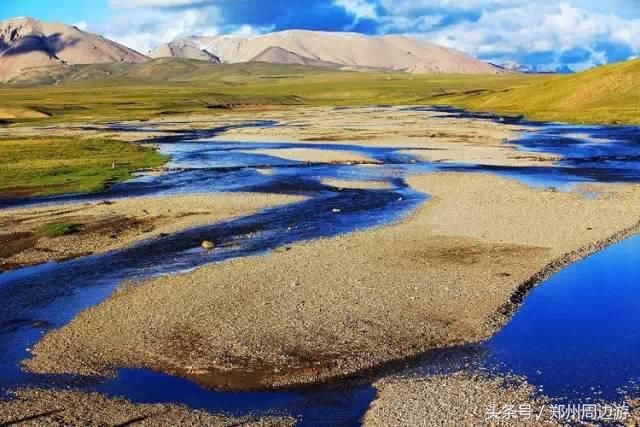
[150,29,504,75]
[0,17,147,82]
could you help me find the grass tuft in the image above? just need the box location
[38,222,82,238]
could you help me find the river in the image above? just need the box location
[1,107,639,425]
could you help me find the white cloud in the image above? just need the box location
[334,0,379,20]
[330,0,640,68]
[92,0,640,69]
[231,24,274,37]
[74,21,88,31]
[378,0,527,15]
[101,6,222,53]
[415,2,640,70]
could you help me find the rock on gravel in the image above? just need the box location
[0,193,303,270]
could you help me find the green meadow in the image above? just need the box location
[436,59,640,125]
[0,60,537,124]
[2,58,639,126]
[0,136,167,198]
[1,58,638,198]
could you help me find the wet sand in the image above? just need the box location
[0,193,303,270]
[0,388,293,426]
[364,373,557,426]
[25,173,640,389]
[240,147,378,164]
[322,178,392,190]
[401,142,558,167]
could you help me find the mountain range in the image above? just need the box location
[0,17,506,82]
[148,31,503,75]
[0,17,146,81]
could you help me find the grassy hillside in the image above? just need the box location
[436,59,640,124]
[0,59,537,124]
[1,58,638,125]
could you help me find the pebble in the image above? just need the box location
[201,240,215,250]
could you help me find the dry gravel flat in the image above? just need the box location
[364,373,558,427]
[0,193,303,270]
[25,173,640,389]
[629,401,640,426]
[0,388,293,426]
[0,107,552,168]
[212,107,553,165]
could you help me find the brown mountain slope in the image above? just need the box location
[0,17,148,82]
[148,40,220,63]
[250,46,341,68]
[150,30,503,75]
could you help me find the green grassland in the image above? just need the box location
[435,59,640,125]
[2,59,639,126]
[0,58,637,199]
[0,136,167,198]
[0,59,540,125]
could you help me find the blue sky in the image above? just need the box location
[2,0,640,71]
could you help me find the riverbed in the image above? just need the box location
[1,107,639,425]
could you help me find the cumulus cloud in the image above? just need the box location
[418,2,640,70]
[334,0,379,20]
[334,0,640,70]
[101,4,222,53]
[86,0,640,69]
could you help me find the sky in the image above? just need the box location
[2,0,640,72]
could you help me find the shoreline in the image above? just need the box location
[363,372,559,426]
[0,193,304,271]
[491,217,640,330]
[0,388,294,426]
[24,173,640,390]
[4,106,640,423]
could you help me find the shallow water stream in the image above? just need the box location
[1,109,639,425]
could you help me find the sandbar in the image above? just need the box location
[25,173,640,389]
[0,192,303,270]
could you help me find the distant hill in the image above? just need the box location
[493,61,575,75]
[150,30,503,75]
[148,39,220,63]
[437,58,640,124]
[249,46,341,68]
[0,17,147,82]
[494,61,534,73]
[5,57,345,86]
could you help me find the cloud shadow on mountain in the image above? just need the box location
[1,33,80,58]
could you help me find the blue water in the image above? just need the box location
[0,121,425,425]
[1,109,640,424]
[96,369,376,426]
[486,235,640,402]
